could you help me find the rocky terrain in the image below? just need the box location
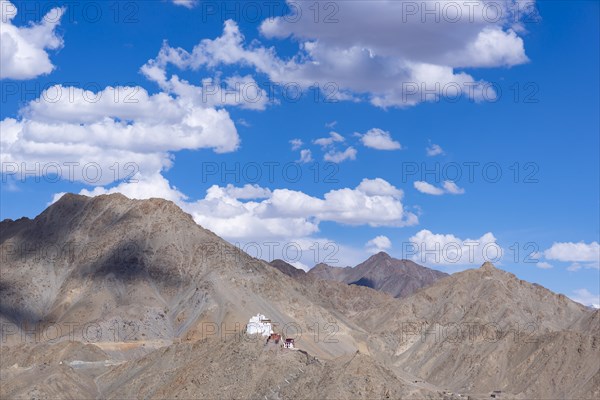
[1,193,598,399]
[269,259,307,280]
[307,252,448,298]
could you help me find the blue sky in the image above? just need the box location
[1,0,598,307]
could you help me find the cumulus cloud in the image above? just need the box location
[445,27,529,67]
[414,180,465,195]
[0,1,65,80]
[298,149,313,163]
[52,172,188,205]
[140,63,270,111]
[543,241,600,264]
[442,181,465,194]
[290,139,313,163]
[357,178,403,197]
[542,242,600,272]
[1,85,240,185]
[262,1,534,107]
[366,235,392,254]
[536,261,553,269]
[146,10,533,108]
[63,177,418,241]
[324,147,357,163]
[260,1,531,67]
[426,142,445,156]
[414,181,445,195]
[290,138,303,150]
[313,131,345,149]
[52,175,410,268]
[2,30,287,186]
[569,288,600,309]
[408,229,501,268]
[359,128,401,150]
[221,184,272,200]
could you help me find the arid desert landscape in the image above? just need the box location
[1,194,598,399]
[1,1,599,399]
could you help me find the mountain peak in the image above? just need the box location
[309,252,448,299]
[368,251,392,262]
[480,261,497,270]
[312,262,333,271]
[49,193,194,223]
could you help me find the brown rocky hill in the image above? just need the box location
[361,262,599,398]
[0,193,365,358]
[269,259,307,279]
[308,252,448,298]
[1,194,598,399]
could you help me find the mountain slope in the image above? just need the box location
[269,259,307,279]
[361,262,599,397]
[1,195,598,399]
[0,193,367,359]
[308,252,448,298]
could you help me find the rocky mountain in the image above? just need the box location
[0,193,368,358]
[361,261,599,398]
[308,252,449,298]
[269,259,307,279]
[1,194,598,399]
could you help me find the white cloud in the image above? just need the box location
[408,229,501,268]
[221,184,272,200]
[543,242,600,264]
[324,147,357,163]
[536,261,553,269]
[313,131,345,149]
[171,0,197,8]
[325,121,337,129]
[53,175,408,268]
[67,177,418,241]
[290,138,303,150]
[426,143,445,156]
[0,1,65,80]
[289,261,310,272]
[414,180,465,195]
[442,180,465,194]
[260,1,531,67]
[359,128,401,150]
[1,85,240,185]
[366,235,392,254]
[237,118,251,127]
[53,172,188,205]
[2,31,286,186]
[357,178,403,197]
[313,131,354,162]
[140,65,270,111]
[569,289,600,309]
[298,149,313,163]
[446,27,529,68]
[258,1,531,107]
[146,14,531,108]
[414,181,445,195]
[566,262,598,272]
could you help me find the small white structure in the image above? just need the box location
[246,314,273,337]
[284,338,295,349]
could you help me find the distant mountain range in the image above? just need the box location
[308,252,448,298]
[1,194,598,399]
